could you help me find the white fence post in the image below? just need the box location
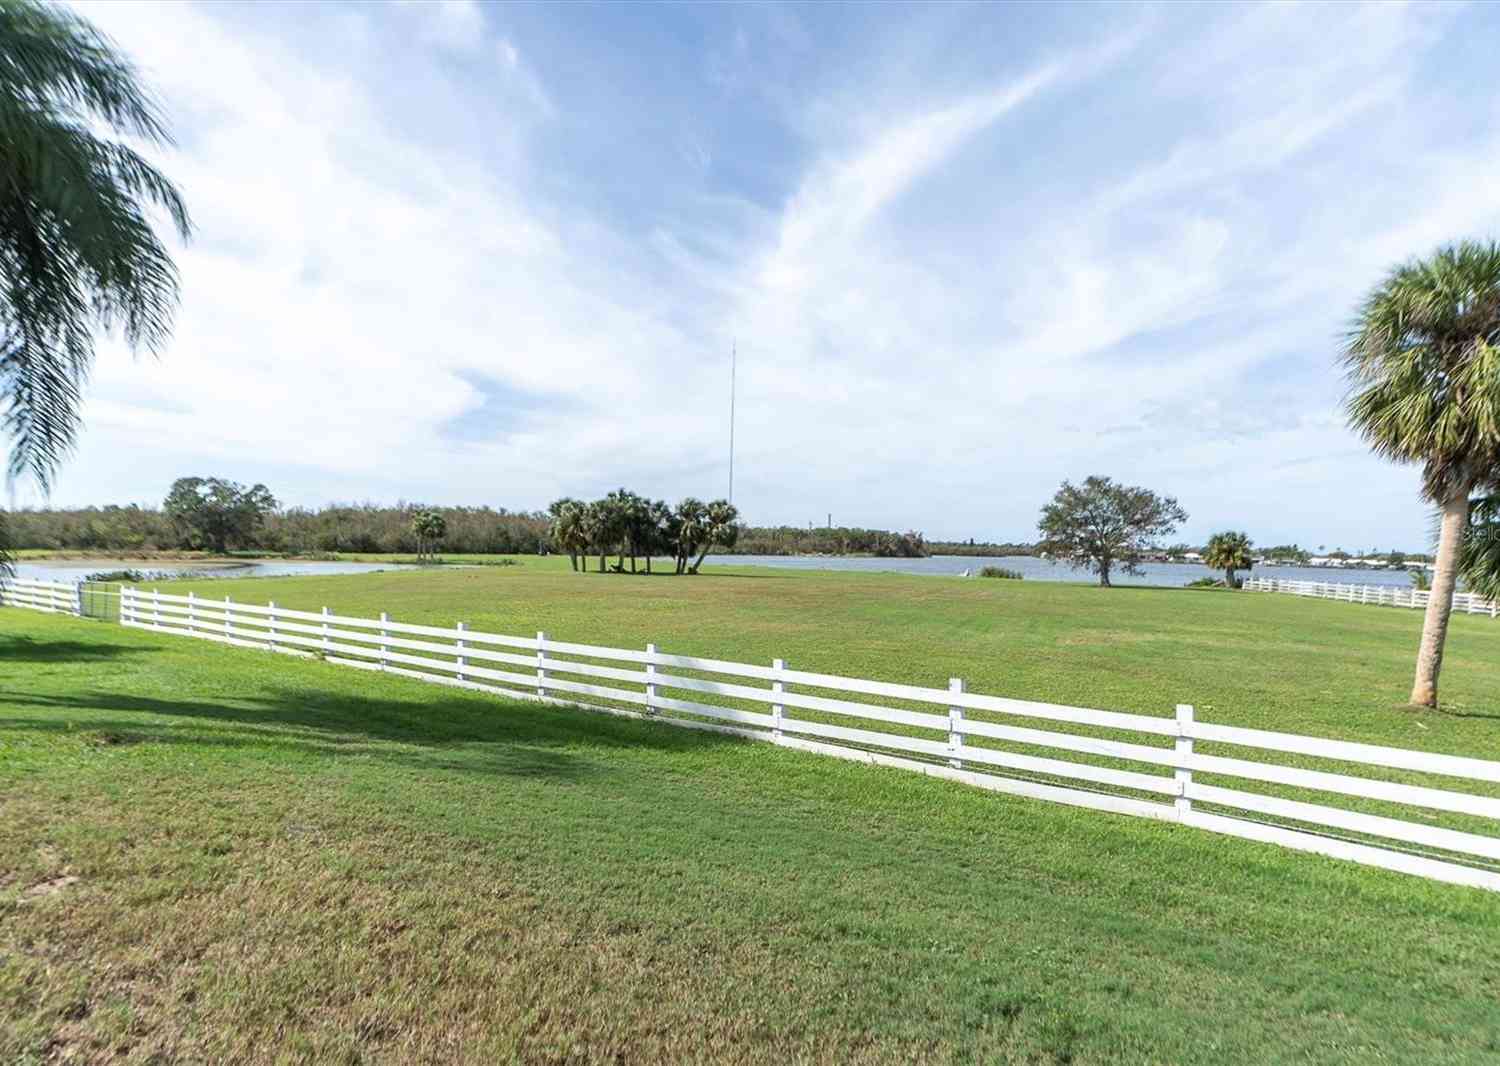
[456,621,467,683]
[74,582,84,617]
[379,611,389,670]
[1175,704,1194,819]
[153,588,162,628]
[321,606,331,653]
[645,643,658,715]
[187,590,196,632]
[772,658,786,740]
[536,630,548,698]
[268,601,277,650]
[223,596,232,641]
[948,678,965,770]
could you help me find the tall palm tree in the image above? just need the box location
[0,1,190,572]
[1344,241,1500,707]
[688,499,740,574]
[1203,531,1253,588]
[547,497,586,572]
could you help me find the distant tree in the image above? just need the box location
[1203,531,1253,588]
[1344,240,1500,706]
[547,497,587,572]
[411,509,446,562]
[644,498,675,574]
[687,499,740,573]
[162,477,277,553]
[672,498,706,574]
[1262,544,1310,564]
[583,498,619,573]
[1037,476,1187,587]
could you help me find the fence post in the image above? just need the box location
[1175,704,1194,819]
[536,630,548,699]
[187,590,196,632]
[224,596,232,641]
[456,621,467,684]
[321,606,331,654]
[153,588,162,628]
[379,611,390,670]
[268,601,277,650]
[948,678,965,770]
[645,643,658,715]
[772,658,786,740]
[74,582,84,618]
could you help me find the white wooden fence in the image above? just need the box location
[88,585,1499,893]
[1243,576,1499,617]
[0,576,81,614]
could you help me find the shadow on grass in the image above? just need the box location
[0,660,740,782]
[1,635,144,662]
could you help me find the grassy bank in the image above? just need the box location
[154,561,1500,755]
[3,608,1498,1064]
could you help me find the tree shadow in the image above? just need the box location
[1,635,144,662]
[0,669,740,783]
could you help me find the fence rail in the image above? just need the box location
[0,576,80,615]
[85,584,1498,893]
[1243,576,1499,617]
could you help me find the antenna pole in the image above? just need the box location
[729,341,736,504]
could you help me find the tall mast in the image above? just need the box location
[729,340,736,504]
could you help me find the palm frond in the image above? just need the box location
[0,0,189,489]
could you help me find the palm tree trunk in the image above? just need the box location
[1225,567,1235,588]
[1098,558,1111,587]
[1411,486,1470,707]
[568,553,577,572]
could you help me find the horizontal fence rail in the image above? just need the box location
[1244,576,1499,618]
[82,584,1500,894]
[0,577,81,615]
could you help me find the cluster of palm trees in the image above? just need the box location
[547,491,740,575]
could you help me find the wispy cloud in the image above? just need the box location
[29,1,1500,548]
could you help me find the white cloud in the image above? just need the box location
[22,1,1500,551]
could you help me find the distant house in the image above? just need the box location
[1183,551,1202,562]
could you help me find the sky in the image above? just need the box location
[17,0,1500,549]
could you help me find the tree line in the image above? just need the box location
[547,491,739,574]
[5,483,550,556]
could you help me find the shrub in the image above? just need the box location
[1185,577,1224,589]
[978,566,1023,579]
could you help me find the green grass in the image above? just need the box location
[160,559,1500,752]
[4,571,1500,1062]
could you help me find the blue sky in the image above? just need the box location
[23,0,1500,549]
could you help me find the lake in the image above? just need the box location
[13,559,417,583]
[706,554,1423,588]
[12,554,1423,590]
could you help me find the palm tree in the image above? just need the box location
[673,497,706,574]
[547,497,586,571]
[0,3,190,490]
[688,499,740,574]
[1344,241,1500,707]
[410,509,445,562]
[0,3,189,573]
[1203,531,1253,588]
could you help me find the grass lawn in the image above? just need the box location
[161,557,1500,752]
[4,569,1500,1062]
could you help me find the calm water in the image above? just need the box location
[707,554,1424,588]
[14,554,1423,590]
[14,559,416,583]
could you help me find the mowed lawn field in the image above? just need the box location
[4,564,1500,1063]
